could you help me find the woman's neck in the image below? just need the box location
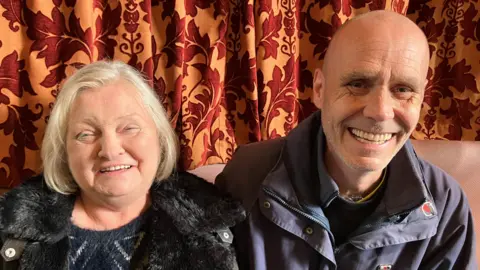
[71,193,150,231]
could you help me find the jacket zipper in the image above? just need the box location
[334,245,345,255]
[263,187,340,268]
[334,203,424,255]
[352,202,424,235]
[333,216,398,255]
[263,187,333,238]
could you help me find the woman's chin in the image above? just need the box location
[92,183,138,199]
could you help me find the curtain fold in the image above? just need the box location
[0,0,478,187]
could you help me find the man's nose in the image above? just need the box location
[97,132,125,159]
[363,88,395,122]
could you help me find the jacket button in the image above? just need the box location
[304,227,314,235]
[263,201,271,209]
[5,248,15,258]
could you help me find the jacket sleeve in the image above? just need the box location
[420,175,477,269]
[0,237,3,270]
[215,145,262,211]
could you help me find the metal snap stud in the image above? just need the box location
[223,232,230,239]
[263,201,271,209]
[304,227,314,235]
[5,248,15,258]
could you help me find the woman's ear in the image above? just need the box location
[312,68,325,109]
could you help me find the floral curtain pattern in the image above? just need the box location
[0,0,478,187]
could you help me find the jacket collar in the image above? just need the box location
[266,110,434,218]
[0,172,245,242]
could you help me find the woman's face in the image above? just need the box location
[66,81,160,204]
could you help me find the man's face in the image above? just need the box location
[314,26,429,173]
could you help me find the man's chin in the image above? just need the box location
[344,157,390,172]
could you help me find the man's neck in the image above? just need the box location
[324,151,384,198]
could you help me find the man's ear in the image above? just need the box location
[313,68,325,109]
[420,78,428,99]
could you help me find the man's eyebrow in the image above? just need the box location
[340,71,422,88]
[390,74,422,89]
[339,71,380,83]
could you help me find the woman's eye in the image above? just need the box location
[76,132,94,140]
[123,126,140,132]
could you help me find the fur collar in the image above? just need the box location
[0,173,245,270]
[0,171,244,241]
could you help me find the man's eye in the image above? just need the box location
[348,81,365,88]
[396,86,412,93]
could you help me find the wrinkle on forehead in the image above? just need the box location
[349,50,424,76]
[333,35,429,81]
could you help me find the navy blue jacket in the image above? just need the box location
[216,111,477,269]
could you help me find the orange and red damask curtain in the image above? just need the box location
[0,0,479,187]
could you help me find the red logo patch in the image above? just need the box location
[377,264,392,270]
[421,201,435,217]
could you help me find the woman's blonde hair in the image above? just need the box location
[41,60,178,194]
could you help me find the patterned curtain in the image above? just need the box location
[0,0,479,188]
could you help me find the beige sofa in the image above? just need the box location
[190,140,480,262]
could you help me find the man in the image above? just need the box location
[216,10,476,269]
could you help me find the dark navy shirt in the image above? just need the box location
[316,129,386,246]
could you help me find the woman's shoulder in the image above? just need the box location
[1,174,69,206]
[0,174,74,241]
[1,174,50,205]
[155,171,228,198]
[150,171,246,233]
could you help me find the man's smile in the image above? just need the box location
[348,127,395,145]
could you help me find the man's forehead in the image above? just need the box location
[337,36,426,56]
[339,68,424,86]
[329,38,427,76]
[345,51,425,73]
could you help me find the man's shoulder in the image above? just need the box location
[216,138,286,210]
[414,156,477,268]
[224,137,285,172]
[234,137,285,154]
[418,157,464,194]
[416,157,470,216]
[410,139,477,211]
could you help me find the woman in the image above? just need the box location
[0,61,245,269]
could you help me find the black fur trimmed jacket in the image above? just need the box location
[0,171,245,269]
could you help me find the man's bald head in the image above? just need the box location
[323,11,430,76]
